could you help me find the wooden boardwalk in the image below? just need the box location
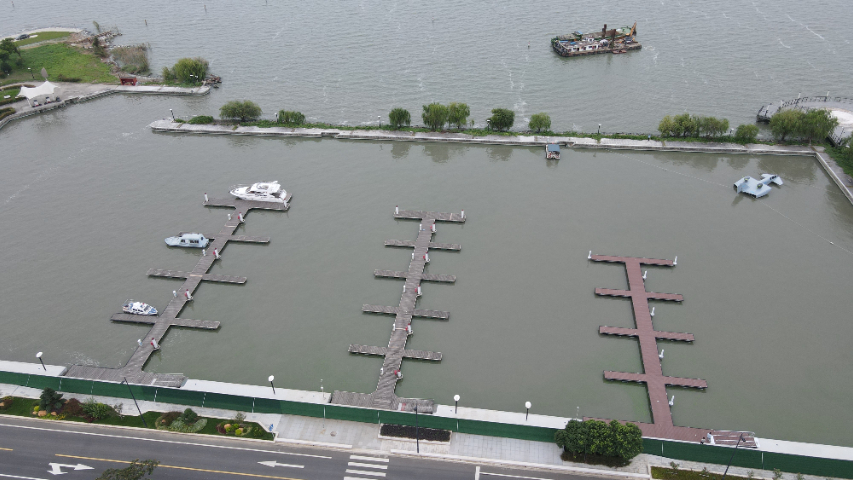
[63,195,290,387]
[591,254,709,442]
[332,208,465,412]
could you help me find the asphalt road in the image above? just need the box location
[0,416,622,480]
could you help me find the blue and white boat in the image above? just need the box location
[165,232,209,248]
[122,300,157,316]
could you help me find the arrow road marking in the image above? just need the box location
[55,455,301,480]
[47,464,93,476]
[257,461,304,469]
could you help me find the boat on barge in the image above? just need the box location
[551,23,641,57]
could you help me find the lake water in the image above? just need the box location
[1,1,853,447]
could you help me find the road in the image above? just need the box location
[0,416,631,480]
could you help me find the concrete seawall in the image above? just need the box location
[0,84,209,132]
[148,119,853,205]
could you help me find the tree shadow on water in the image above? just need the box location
[391,142,411,160]
[423,144,466,163]
[486,145,513,162]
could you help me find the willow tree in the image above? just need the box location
[447,102,470,130]
[220,100,262,122]
[388,108,411,129]
[422,103,448,131]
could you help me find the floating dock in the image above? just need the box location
[331,209,465,412]
[63,194,290,387]
[591,254,709,442]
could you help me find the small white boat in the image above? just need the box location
[122,300,158,316]
[165,232,209,248]
[230,181,288,203]
[734,174,783,198]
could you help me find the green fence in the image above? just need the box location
[4,371,852,478]
[645,439,853,479]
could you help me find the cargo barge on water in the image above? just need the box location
[551,23,641,57]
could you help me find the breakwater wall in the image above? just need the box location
[1,361,852,478]
[0,84,209,133]
[148,120,853,206]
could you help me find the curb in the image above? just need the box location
[390,449,650,479]
[274,437,353,450]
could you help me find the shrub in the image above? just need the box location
[388,107,411,129]
[172,57,208,83]
[161,66,174,82]
[60,398,85,417]
[529,112,551,132]
[188,115,214,124]
[276,110,305,125]
[734,124,759,143]
[799,108,838,143]
[0,61,11,75]
[167,418,207,433]
[56,74,82,82]
[96,459,158,480]
[488,108,515,131]
[178,408,198,425]
[111,44,149,74]
[39,388,65,412]
[447,102,470,130]
[422,103,448,131]
[82,399,113,420]
[220,100,262,122]
[658,115,675,137]
[158,411,181,427]
[770,109,804,142]
[0,107,15,121]
[0,396,13,410]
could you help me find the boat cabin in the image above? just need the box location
[546,144,561,160]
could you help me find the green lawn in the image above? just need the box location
[0,87,21,106]
[14,31,71,47]
[652,466,755,480]
[1,43,116,86]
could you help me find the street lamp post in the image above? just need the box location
[169,109,175,121]
[414,404,420,453]
[27,67,34,80]
[35,352,45,371]
[525,401,532,421]
[378,115,381,128]
[268,375,276,394]
[454,394,460,414]
[486,119,491,131]
[597,124,601,134]
[122,377,148,427]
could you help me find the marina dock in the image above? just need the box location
[591,254,709,442]
[331,209,465,412]
[63,194,290,387]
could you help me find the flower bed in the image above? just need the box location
[379,423,451,442]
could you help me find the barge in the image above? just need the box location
[551,23,641,57]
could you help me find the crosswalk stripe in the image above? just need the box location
[345,469,387,478]
[349,455,389,463]
[348,462,388,470]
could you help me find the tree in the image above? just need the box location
[488,108,515,131]
[770,109,805,142]
[0,61,11,76]
[96,459,159,480]
[555,419,588,454]
[658,115,675,137]
[672,113,697,137]
[799,108,838,144]
[609,420,643,460]
[277,110,305,125]
[529,113,551,133]
[554,419,642,460]
[447,102,470,130]
[735,124,759,143]
[0,38,20,59]
[39,388,65,412]
[219,100,262,122]
[172,57,209,83]
[388,108,411,129]
[422,103,448,131]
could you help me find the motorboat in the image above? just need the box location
[229,181,288,203]
[545,144,561,160]
[122,300,157,316]
[165,232,209,248]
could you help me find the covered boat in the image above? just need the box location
[734,174,783,198]
[122,300,158,316]
[165,232,209,248]
[230,181,288,203]
[546,144,561,160]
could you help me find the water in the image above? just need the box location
[1,1,853,447]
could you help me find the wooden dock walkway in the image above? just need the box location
[332,208,465,412]
[63,195,289,387]
[590,254,709,442]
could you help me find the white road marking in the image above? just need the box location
[475,465,481,480]
[0,474,50,480]
[345,469,387,477]
[256,460,304,469]
[47,463,93,475]
[349,455,389,462]
[347,462,388,470]
[480,471,555,480]
[0,422,331,459]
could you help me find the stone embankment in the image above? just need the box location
[148,119,853,205]
[0,83,209,132]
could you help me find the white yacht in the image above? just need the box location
[122,300,158,316]
[165,232,209,248]
[229,181,288,203]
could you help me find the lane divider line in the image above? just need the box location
[56,455,303,480]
